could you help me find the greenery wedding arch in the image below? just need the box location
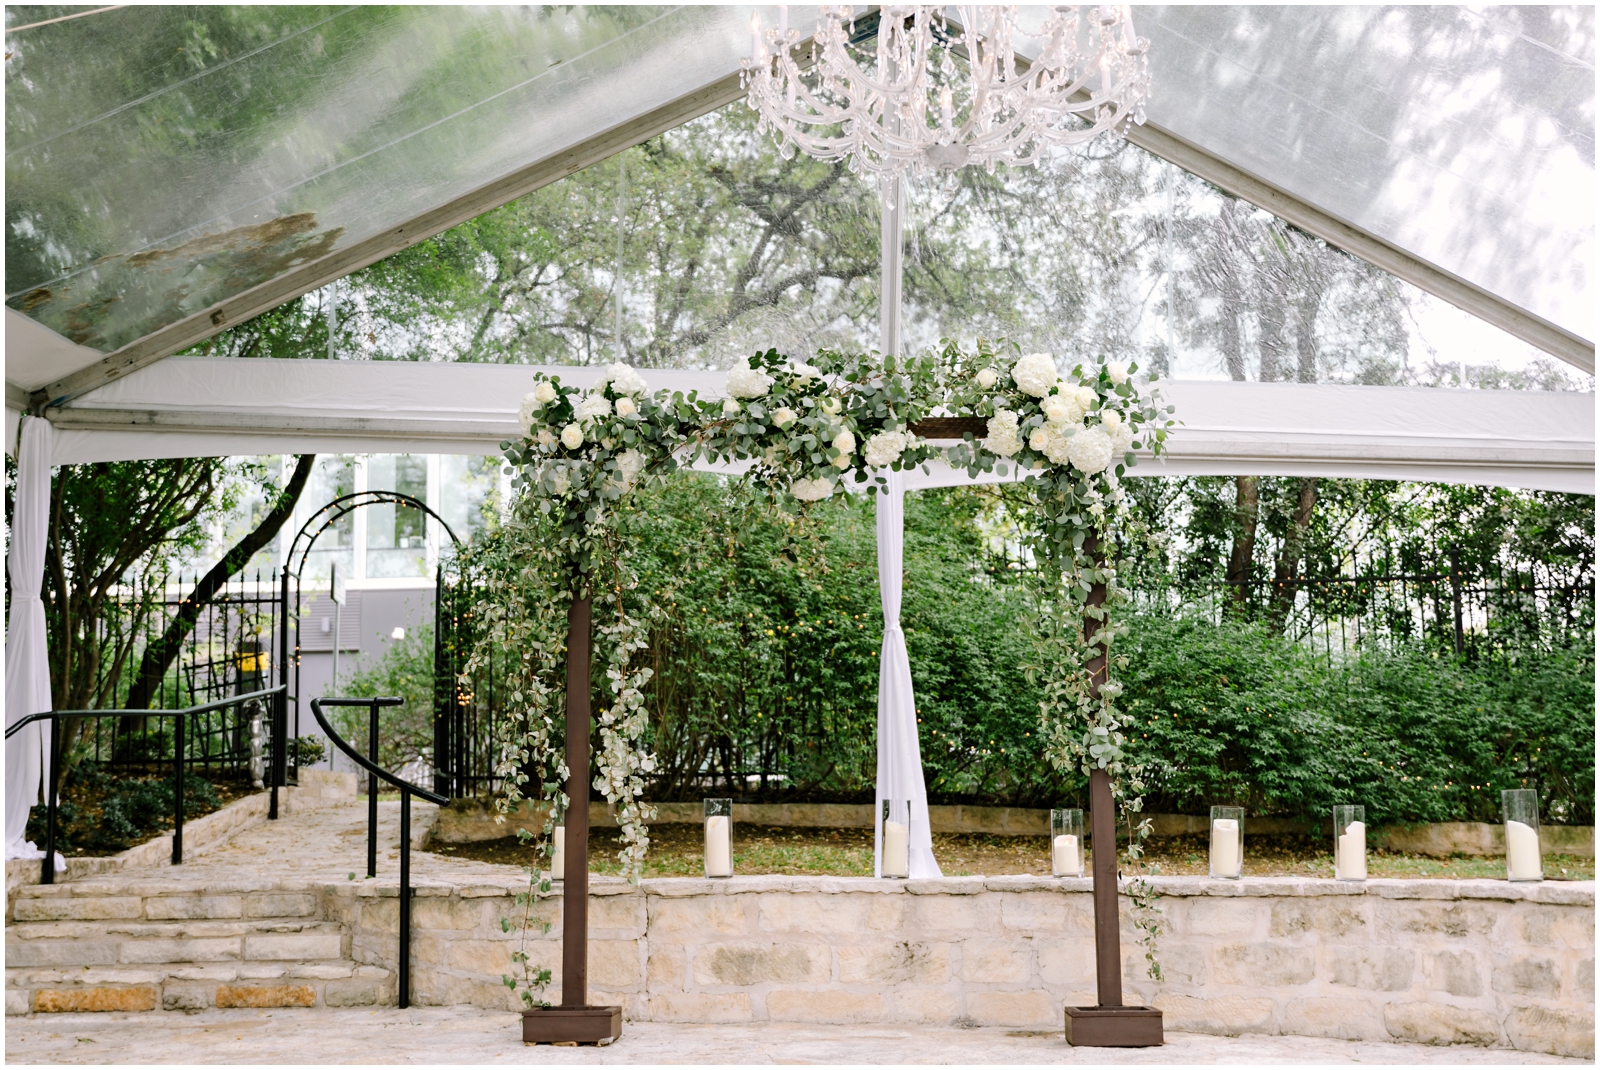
[469,343,1176,1020]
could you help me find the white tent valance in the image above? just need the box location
[10,357,1592,494]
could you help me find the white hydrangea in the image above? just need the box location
[789,362,823,387]
[1100,409,1122,434]
[603,362,648,396]
[615,396,638,419]
[726,359,773,398]
[575,393,611,420]
[772,407,798,429]
[791,476,835,501]
[518,393,542,430]
[560,423,584,450]
[983,410,1023,457]
[1011,352,1059,398]
[1110,425,1135,459]
[613,449,646,490]
[865,430,912,468]
[1044,432,1074,466]
[722,398,741,416]
[1066,425,1114,474]
[975,367,999,390]
[1042,393,1085,426]
[1106,361,1128,385]
[831,429,856,470]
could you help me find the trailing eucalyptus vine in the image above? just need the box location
[479,345,1177,1004]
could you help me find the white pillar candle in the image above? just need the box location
[882,819,910,878]
[549,826,565,880]
[1211,818,1240,877]
[1506,819,1542,881]
[1336,821,1366,880]
[705,814,733,878]
[1052,834,1081,876]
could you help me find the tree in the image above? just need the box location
[123,454,314,711]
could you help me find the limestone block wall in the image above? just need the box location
[335,875,1593,1058]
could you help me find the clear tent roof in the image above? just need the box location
[3,4,1594,401]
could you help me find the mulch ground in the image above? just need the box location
[425,825,1595,880]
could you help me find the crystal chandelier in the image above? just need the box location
[743,5,1150,178]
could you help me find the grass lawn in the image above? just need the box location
[426,824,1595,881]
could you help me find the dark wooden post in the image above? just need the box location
[521,591,622,1045]
[1065,540,1162,1047]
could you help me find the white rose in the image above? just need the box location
[1066,425,1114,474]
[975,368,998,389]
[831,429,856,469]
[1028,427,1052,452]
[537,428,555,450]
[982,410,1023,457]
[1106,361,1128,385]
[604,362,648,396]
[1010,352,1059,398]
[535,380,558,405]
[615,396,638,419]
[560,423,584,450]
[1100,409,1122,434]
[613,449,646,490]
[772,407,798,429]
[865,430,912,468]
[722,398,741,416]
[575,393,611,420]
[1076,386,1097,408]
[791,476,835,501]
[726,359,773,398]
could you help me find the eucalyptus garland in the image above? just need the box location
[482,346,1176,1004]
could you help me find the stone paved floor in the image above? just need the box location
[4,1007,1589,1065]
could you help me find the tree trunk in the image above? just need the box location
[1224,477,1260,616]
[123,456,316,713]
[1268,478,1319,631]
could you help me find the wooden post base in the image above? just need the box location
[521,1006,622,1045]
[1064,1005,1163,1047]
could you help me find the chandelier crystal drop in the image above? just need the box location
[742,5,1150,179]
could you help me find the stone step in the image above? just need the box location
[6,919,347,968]
[6,957,394,1014]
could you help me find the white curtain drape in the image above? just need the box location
[6,415,61,866]
[873,471,942,879]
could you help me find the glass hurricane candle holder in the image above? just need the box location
[704,798,733,878]
[1051,808,1084,877]
[1210,806,1243,880]
[1502,789,1542,882]
[881,799,910,879]
[1333,805,1366,881]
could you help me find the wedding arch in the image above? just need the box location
[487,343,1176,1041]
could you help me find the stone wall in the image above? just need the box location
[335,875,1594,1058]
[431,799,1595,857]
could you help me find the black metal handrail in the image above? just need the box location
[5,686,286,885]
[309,697,446,1010]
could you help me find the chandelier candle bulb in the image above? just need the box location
[704,799,734,878]
[1502,787,1543,882]
[1051,808,1084,877]
[1210,806,1243,880]
[1333,805,1366,881]
[881,799,911,879]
